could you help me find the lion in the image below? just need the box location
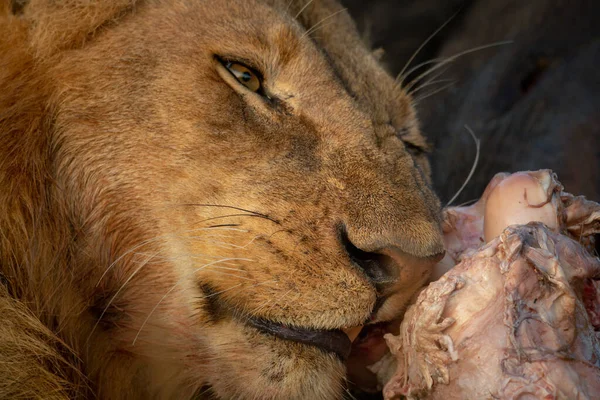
[0,0,445,398]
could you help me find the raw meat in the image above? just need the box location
[370,170,600,399]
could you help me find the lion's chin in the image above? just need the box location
[198,317,354,400]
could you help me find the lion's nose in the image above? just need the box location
[339,225,445,287]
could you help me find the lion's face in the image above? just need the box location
[6,0,443,398]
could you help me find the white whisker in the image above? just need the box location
[301,8,346,39]
[294,0,314,19]
[411,77,454,96]
[455,198,480,207]
[96,226,249,286]
[397,57,448,90]
[252,298,274,316]
[396,9,461,84]
[446,125,481,207]
[185,234,259,250]
[403,41,513,92]
[130,252,213,262]
[413,81,456,105]
[202,265,249,273]
[87,250,162,345]
[267,288,295,314]
[285,0,294,13]
[200,270,257,281]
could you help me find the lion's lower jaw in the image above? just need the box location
[94,348,346,400]
[203,353,346,400]
[86,321,347,400]
[194,328,348,399]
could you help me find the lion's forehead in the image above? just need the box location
[31,0,416,136]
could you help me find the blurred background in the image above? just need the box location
[343,0,599,207]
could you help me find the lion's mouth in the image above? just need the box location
[247,318,363,360]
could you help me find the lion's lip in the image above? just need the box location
[247,318,358,360]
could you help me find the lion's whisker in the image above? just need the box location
[265,288,295,315]
[202,283,244,299]
[213,260,245,267]
[251,298,274,316]
[130,249,254,272]
[131,252,214,262]
[185,236,256,249]
[200,270,257,281]
[240,235,262,249]
[96,226,250,286]
[131,249,251,262]
[269,289,294,311]
[402,40,513,93]
[253,288,289,316]
[174,203,279,225]
[397,57,451,90]
[87,249,162,345]
[285,0,294,14]
[128,253,250,272]
[194,240,242,250]
[397,39,513,94]
[411,77,454,96]
[194,213,279,226]
[446,125,480,207]
[294,0,315,19]
[412,79,456,102]
[251,286,299,319]
[413,81,456,105]
[185,232,242,239]
[455,198,480,208]
[202,265,249,273]
[301,8,346,39]
[395,9,461,84]
[408,65,452,95]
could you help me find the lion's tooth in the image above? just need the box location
[342,325,364,342]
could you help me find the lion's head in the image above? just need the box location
[0,0,444,398]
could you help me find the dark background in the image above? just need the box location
[343,0,600,207]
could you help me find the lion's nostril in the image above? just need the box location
[338,224,446,289]
[339,227,397,286]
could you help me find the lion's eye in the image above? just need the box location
[223,61,261,92]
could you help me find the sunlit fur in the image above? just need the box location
[0,0,444,398]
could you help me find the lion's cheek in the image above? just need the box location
[168,223,377,328]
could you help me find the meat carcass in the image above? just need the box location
[370,170,600,399]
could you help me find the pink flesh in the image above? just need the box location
[362,170,600,399]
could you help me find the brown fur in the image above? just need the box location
[0,0,444,398]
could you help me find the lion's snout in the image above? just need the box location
[339,225,444,286]
[337,217,445,322]
[333,173,447,322]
